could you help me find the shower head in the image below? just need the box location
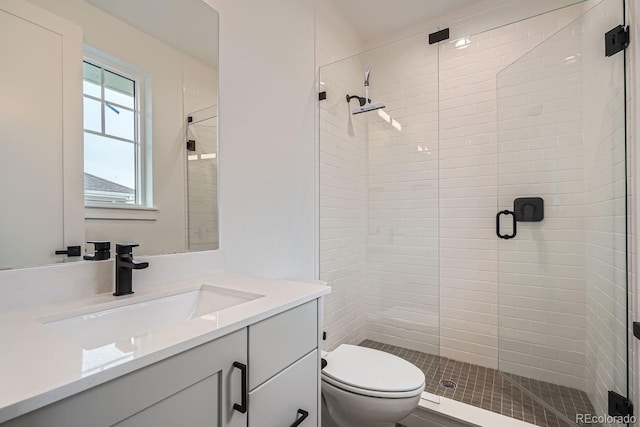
[352,101,386,115]
[346,65,386,115]
[346,94,386,115]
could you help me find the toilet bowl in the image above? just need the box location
[321,344,425,427]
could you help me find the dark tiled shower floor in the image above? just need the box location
[360,340,597,427]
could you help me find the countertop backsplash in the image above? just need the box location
[0,250,226,312]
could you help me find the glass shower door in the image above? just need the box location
[318,31,441,362]
[496,0,628,424]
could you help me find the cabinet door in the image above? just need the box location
[4,329,247,427]
[249,350,318,427]
[113,373,219,427]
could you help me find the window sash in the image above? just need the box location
[82,58,144,206]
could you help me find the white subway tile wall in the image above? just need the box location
[364,33,440,355]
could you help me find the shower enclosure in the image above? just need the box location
[319,0,629,425]
[186,105,219,251]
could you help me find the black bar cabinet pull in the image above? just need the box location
[496,210,517,239]
[232,361,247,414]
[290,409,309,427]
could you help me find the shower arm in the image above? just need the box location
[346,94,369,107]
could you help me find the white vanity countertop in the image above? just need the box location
[0,272,330,423]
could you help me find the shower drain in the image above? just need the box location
[439,379,457,389]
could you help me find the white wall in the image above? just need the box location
[204,0,316,281]
[364,0,599,51]
[316,0,365,68]
[183,56,219,123]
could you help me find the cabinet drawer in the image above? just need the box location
[249,300,317,389]
[249,350,318,427]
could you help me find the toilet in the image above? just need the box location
[321,344,426,427]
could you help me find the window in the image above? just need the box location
[83,59,143,205]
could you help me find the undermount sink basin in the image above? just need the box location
[41,285,263,350]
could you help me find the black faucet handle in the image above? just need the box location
[130,260,150,269]
[84,241,111,261]
[88,240,111,251]
[116,243,140,255]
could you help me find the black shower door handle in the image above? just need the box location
[496,210,517,239]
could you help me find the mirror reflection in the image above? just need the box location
[186,106,219,251]
[0,0,219,270]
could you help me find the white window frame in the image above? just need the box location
[82,49,152,211]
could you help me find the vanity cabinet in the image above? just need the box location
[2,298,321,427]
[4,328,247,427]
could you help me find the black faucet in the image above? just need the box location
[114,243,149,296]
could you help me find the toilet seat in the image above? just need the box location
[322,374,424,398]
[321,345,425,399]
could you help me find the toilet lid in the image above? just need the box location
[322,345,425,394]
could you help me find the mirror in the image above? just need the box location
[0,0,219,269]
